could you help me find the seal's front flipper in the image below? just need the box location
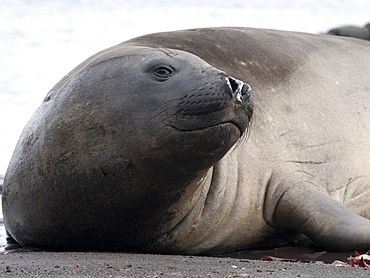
[268,183,370,252]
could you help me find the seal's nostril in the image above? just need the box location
[241,84,251,98]
[226,77,252,103]
[228,78,239,93]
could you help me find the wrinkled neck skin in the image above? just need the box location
[158,160,236,254]
[154,144,272,255]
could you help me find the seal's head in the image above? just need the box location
[3,46,253,251]
[42,46,253,172]
[137,48,253,167]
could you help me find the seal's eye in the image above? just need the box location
[154,66,174,79]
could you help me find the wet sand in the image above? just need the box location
[0,251,369,277]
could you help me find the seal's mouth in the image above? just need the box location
[170,120,243,136]
[168,75,253,137]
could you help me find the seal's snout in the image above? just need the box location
[226,77,252,103]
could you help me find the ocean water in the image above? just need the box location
[0,0,369,251]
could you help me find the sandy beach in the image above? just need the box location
[0,251,369,277]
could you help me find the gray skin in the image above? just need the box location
[3,27,370,255]
[328,24,370,40]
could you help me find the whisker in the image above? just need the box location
[144,98,182,130]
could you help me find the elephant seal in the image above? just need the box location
[3,27,370,254]
[328,23,370,40]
